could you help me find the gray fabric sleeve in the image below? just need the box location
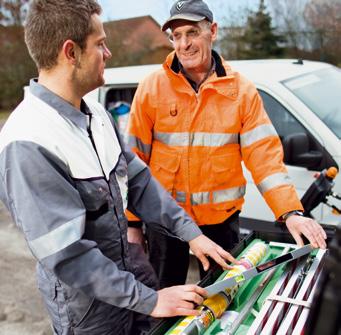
[124,150,202,243]
[108,110,202,242]
[0,141,157,315]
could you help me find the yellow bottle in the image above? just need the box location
[167,242,267,335]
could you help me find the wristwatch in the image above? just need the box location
[281,210,304,222]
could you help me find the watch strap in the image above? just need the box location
[281,210,304,222]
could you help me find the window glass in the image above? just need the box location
[283,67,341,139]
[258,90,306,140]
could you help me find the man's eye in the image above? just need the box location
[188,30,199,38]
[98,42,106,50]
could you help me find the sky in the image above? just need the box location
[98,0,260,25]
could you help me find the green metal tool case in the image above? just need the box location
[148,223,337,335]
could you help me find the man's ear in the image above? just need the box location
[211,22,218,42]
[62,39,80,65]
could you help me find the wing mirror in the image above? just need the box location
[282,133,323,169]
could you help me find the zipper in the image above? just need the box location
[187,93,199,205]
[87,113,107,180]
[86,113,127,269]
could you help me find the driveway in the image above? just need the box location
[0,203,52,335]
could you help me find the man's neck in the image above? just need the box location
[184,62,212,86]
[38,69,82,110]
[180,57,215,92]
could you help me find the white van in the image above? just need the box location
[88,59,341,226]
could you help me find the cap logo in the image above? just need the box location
[176,1,186,11]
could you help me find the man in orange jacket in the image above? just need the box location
[127,0,327,288]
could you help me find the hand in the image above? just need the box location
[127,227,145,246]
[150,284,207,318]
[189,234,240,272]
[285,215,327,249]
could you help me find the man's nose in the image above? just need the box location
[103,44,112,60]
[179,35,192,48]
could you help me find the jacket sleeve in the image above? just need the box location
[126,80,155,164]
[239,78,303,219]
[0,141,157,315]
[113,113,202,242]
[126,152,202,241]
[125,80,155,222]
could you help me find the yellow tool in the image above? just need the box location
[167,242,267,335]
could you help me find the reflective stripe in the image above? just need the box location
[175,191,186,203]
[212,186,246,203]
[187,186,245,205]
[240,124,277,148]
[29,215,85,260]
[127,135,151,157]
[128,156,146,180]
[191,133,239,146]
[257,172,292,194]
[154,132,187,146]
[191,192,210,205]
[154,131,238,147]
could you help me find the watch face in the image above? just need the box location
[294,210,304,216]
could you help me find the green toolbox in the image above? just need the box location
[148,225,336,335]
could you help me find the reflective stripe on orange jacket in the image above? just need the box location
[127,51,303,225]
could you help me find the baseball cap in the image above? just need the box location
[161,0,213,31]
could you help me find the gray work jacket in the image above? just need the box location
[0,80,202,315]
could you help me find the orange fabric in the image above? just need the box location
[127,52,303,225]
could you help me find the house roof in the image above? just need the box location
[104,15,172,52]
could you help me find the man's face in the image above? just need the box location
[73,14,111,94]
[170,20,217,73]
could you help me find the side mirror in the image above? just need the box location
[282,133,323,169]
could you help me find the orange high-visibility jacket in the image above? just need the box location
[127,51,303,225]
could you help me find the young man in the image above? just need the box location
[0,1,238,334]
[127,0,327,288]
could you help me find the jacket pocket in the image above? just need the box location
[149,149,181,192]
[73,297,97,328]
[74,299,126,332]
[75,179,109,212]
[37,276,69,332]
[211,152,242,186]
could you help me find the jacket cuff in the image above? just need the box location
[174,222,203,242]
[132,283,158,315]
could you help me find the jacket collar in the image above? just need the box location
[29,79,89,130]
[165,50,238,99]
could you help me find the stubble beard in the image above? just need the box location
[72,61,102,96]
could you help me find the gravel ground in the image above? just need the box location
[0,202,52,335]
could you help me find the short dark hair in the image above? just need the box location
[25,0,102,70]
